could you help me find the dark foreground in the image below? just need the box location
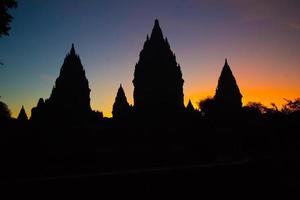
[1,111,300,195]
[4,156,299,196]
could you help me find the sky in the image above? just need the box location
[0,0,300,118]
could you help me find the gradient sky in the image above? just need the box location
[0,0,300,117]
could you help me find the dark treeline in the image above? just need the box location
[0,20,300,190]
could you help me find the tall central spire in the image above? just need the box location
[70,43,75,55]
[150,19,164,42]
[60,44,84,75]
[133,19,184,117]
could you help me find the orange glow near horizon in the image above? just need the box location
[185,87,300,111]
[10,85,300,119]
[76,87,300,117]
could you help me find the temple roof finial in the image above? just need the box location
[186,99,195,112]
[70,43,75,55]
[150,19,164,41]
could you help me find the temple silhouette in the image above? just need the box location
[133,19,184,118]
[214,59,242,115]
[200,59,243,118]
[29,20,242,123]
[0,19,299,191]
[112,84,131,120]
[17,105,28,121]
[31,44,102,124]
[186,99,195,113]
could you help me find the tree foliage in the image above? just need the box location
[281,98,300,114]
[199,97,215,116]
[244,102,269,114]
[0,0,17,37]
[0,100,11,120]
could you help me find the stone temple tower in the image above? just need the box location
[133,19,184,117]
[214,59,242,113]
[31,44,93,123]
[48,44,91,114]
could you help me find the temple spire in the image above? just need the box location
[133,19,184,117]
[186,99,195,112]
[150,19,164,41]
[31,44,92,123]
[70,43,75,55]
[214,58,242,112]
[17,105,28,121]
[112,84,131,119]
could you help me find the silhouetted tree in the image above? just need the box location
[91,110,103,121]
[242,102,267,120]
[243,102,281,121]
[270,103,279,112]
[0,0,17,37]
[214,59,242,115]
[199,97,216,117]
[281,98,300,114]
[244,102,268,114]
[17,105,28,121]
[0,100,11,121]
[133,19,184,117]
[112,84,131,119]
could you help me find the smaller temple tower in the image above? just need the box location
[31,44,93,123]
[186,99,195,113]
[17,106,28,121]
[214,59,242,113]
[112,84,131,119]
